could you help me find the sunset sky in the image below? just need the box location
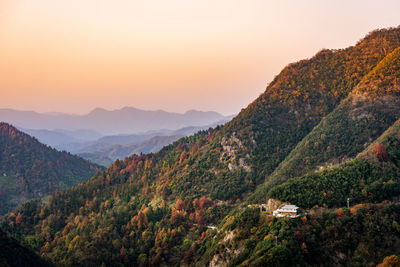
[1,0,400,115]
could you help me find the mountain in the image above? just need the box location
[73,119,233,166]
[0,107,228,135]
[204,112,400,265]
[225,27,400,191]
[2,27,400,266]
[78,135,184,166]
[250,45,400,201]
[65,131,174,154]
[18,128,104,152]
[18,128,88,148]
[0,123,103,215]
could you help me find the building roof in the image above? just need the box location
[279,205,299,210]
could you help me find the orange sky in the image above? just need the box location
[1,0,400,115]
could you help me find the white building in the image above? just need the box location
[273,205,300,218]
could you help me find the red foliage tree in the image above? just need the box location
[195,211,205,225]
[374,143,389,161]
[200,231,207,240]
[193,198,200,210]
[15,212,23,226]
[336,208,345,218]
[199,196,213,210]
[175,198,186,211]
[131,211,148,230]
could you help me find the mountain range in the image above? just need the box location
[19,116,233,166]
[17,128,104,148]
[2,27,400,266]
[1,107,229,135]
[78,135,184,166]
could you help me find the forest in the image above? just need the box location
[1,27,400,266]
[0,123,102,215]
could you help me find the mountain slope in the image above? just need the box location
[268,116,400,208]
[250,45,400,201]
[0,123,102,215]
[224,27,400,188]
[198,203,400,266]
[154,27,400,201]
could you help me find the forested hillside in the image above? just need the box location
[269,116,400,208]
[2,27,400,266]
[198,203,400,266]
[250,45,400,201]
[0,123,102,215]
[228,27,400,189]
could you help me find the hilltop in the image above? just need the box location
[0,123,102,215]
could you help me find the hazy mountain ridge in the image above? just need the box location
[1,107,229,135]
[73,118,232,166]
[19,128,96,148]
[78,135,184,166]
[3,27,400,266]
[14,111,232,166]
[67,124,222,154]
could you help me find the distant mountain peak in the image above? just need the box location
[120,106,140,112]
[88,107,108,114]
[184,109,201,114]
[184,109,221,115]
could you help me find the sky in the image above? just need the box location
[0,0,400,115]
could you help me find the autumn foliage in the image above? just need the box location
[3,27,400,267]
[374,143,389,161]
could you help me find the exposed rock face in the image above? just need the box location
[247,199,289,212]
[220,133,251,172]
[209,230,244,267]
[316,156,351,171]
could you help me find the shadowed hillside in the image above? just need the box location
[0,123,103,215]
[0,230,51,267]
